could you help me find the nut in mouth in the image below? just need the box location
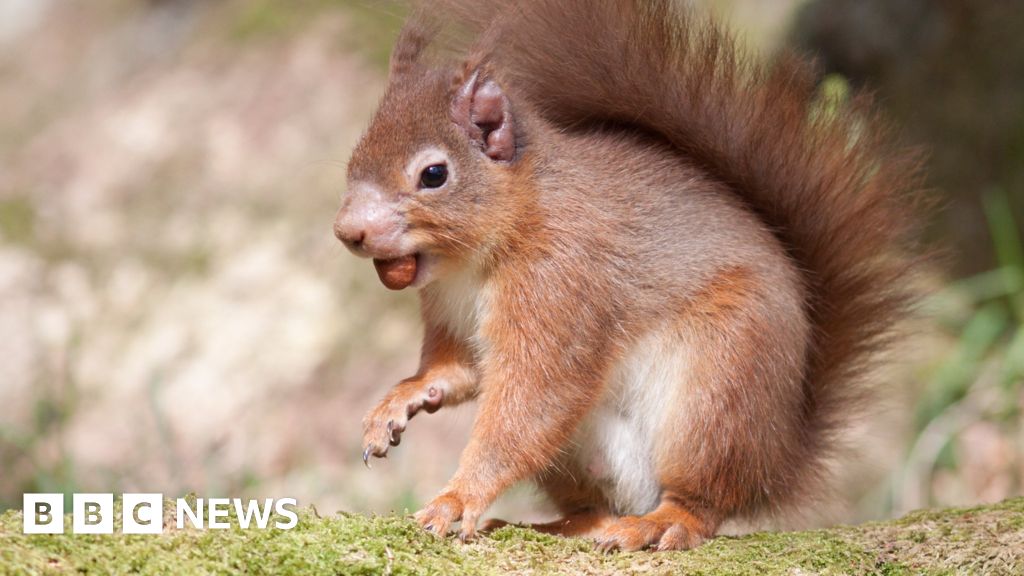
[372,254,418,290]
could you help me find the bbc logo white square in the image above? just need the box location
[123,493,164,534]
[23,494,64,534]
[73,493,114,534]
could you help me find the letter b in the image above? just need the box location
[23,494,64,534]
[73,494,113,534]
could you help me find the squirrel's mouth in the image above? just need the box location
[372,254,419,290]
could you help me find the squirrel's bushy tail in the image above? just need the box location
[424,1,924,511]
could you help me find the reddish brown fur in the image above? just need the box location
[687,266,757,321]
[338,0,922,551]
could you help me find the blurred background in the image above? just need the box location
[0,0,1020,526]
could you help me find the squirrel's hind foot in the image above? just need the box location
[593,501,715,552]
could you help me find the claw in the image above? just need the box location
[362,447,372,468]
[387,419,402,446]
[595,539,617,554]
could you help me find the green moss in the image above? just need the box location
[1,498,1021,575]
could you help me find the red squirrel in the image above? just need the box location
[333,1,921,551]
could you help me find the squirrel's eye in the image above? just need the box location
[419,164,448,188]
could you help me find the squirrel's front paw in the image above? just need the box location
[414,491,484,541]
[362,379,443,464]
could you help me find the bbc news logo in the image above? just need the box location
[23,494,299,534]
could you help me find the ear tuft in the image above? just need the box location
[389,20,435,78]
[451,70,517,162]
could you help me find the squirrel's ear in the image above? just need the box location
[451,70,516,162]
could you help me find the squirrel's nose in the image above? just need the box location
[334,219,366,250]
[334,184,405,257]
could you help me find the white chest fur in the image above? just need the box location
[432,267,491,349]
[573,327,691,516]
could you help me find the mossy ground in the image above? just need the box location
[0,498,1021,575]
